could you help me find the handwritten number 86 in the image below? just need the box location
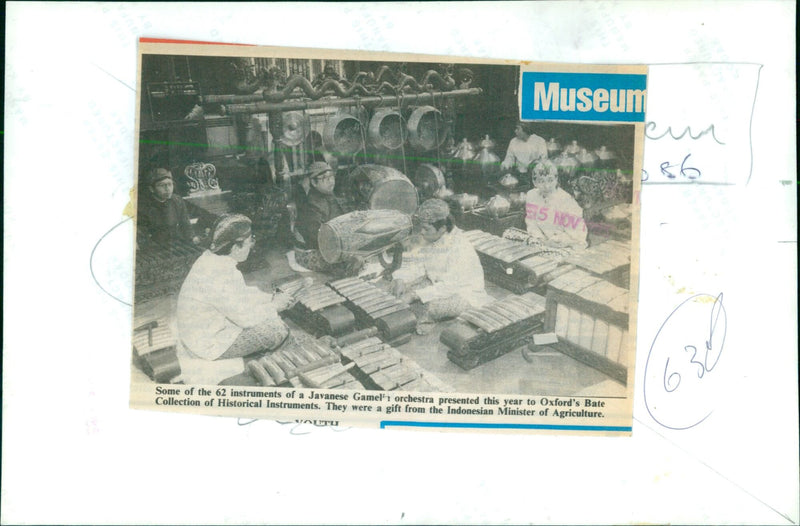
[660,153,701,180]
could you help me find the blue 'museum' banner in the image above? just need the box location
[521,72,647,122]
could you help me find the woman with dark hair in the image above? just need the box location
[391,199,491,334]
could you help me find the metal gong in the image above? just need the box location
[279,111,308,147]
[407,105,447,151]
[322,113,364,156]
[412,163,447,201]
[367,109,406,150]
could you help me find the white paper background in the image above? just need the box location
[3,2,797,524]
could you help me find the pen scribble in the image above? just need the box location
[90,217,133,307]
[237,418,351,435]
[644,293,727,430]
[642,63,762,186]
[645,121,725,145]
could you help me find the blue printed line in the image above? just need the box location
[379,421,632,432]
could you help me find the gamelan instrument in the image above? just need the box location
[132,319,181,383]
[338,337,450,392]
[412,163,447,201]
[462,229,573,294]
[448,192,479,212]
[407,106,448,152]
[367,108,406,151]
[135,238,202,301]
[344,164,419,215]
[474,134,500,184]
[322,112,364,156]
[454,207,525,237]
[485,195,511,218]
[500,227,573,259]
[440,292,547,370]
[328,277,417,343]
[317,209,413,269]
[541,268,630,385]
[277,278,355,336]
[565,239,631,289]
[247,331,361,390]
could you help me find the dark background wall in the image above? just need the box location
[137,54,634,190]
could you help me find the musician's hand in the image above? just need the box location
[401,234,422,250]
[391,279,406,298]
[545,238,568,249]
[293,276,314,296]
[318,335,338,349]
[401,291,419,304]
[243,354,261,369]
[344,256,364,277]
[271,291,296,311]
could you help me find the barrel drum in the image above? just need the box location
[318,209,413,264]
[347,164,419,214]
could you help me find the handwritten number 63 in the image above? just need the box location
[663,294,725,393]
[664,345,712,392]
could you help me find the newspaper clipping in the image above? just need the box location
[130,40,645,435]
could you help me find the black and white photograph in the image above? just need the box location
[130,42,643,432]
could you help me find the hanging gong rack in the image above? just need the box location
[220,88,482,115]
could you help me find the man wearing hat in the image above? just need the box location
[391,199,491,334]
[294,161,350,272]
[501,121,548,183]
[136,167,199,249]
[176,214,294,383]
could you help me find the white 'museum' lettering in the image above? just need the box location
[534,82,646,113]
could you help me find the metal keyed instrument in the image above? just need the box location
[328,277,418,341]
[440,291,547,370]
[276,278,355,337]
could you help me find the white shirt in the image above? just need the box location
[525,187,588,252]
[177,250,282,360]
[393,227,491,308]
[501,134,548,173]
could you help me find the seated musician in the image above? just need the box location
[294,161,348,271]
[176,214,294,384]
[137,167,200,249]
[391,199,492,334]
[525,160,587,253]
[500,121,548,185]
